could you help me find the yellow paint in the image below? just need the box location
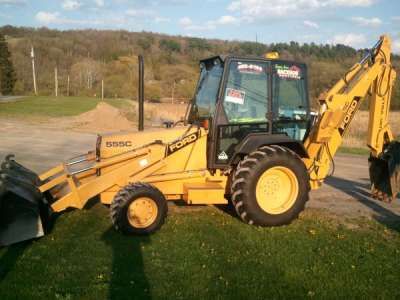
[100,127,192,159]
[100,192,115,205]
[127,197,158,228]
[265,52,279,59]
[38,164,64,181]
[39,173,68,193]
[303,35,397,188]
[183,182,227,204]
[39,125,227,212]
[255,166,299,214]
[36,35,397,217]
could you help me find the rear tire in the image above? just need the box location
[231,145,310,226]
[111,182,167,235]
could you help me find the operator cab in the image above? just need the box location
[188,55,311,169]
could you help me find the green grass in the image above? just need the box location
[1,204,399,299]
[0,96,132,118]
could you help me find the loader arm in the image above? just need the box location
[302,35,398,199]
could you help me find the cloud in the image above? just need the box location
[328,33,367,48]
[179,16,192,26]
[152,0,190,4]
[227,0,319,19]
[303,20,319,29]
[179,15,239,32]
[227,1,240,11]
[227,0,376,22]
[298,34,322,42]
[393,39,400,54]
[215,15,238,25]
[0,12,10,18]
[391,16,400,22]
[35,11,60,24]
[351,16,382,27]
[62,0,82,11]
[179,16,213,31]
[125,9,155,17]
[154,17,171,23]
[94,0,104,7]
[328,0,375,6]
[35,11,101,25]
[0,0,26,5]
[392,32,400,54]
[183,24,215,32]
[166,0,190,4]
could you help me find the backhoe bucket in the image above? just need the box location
[0,155,52,246]
[369,141,400,202]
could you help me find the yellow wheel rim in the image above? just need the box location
[127,197,158,228]
[255,166,299,215]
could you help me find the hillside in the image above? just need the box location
[1,25,399,109]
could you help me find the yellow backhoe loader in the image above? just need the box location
[0,35,399,246]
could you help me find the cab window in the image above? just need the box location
[190,60,223,120]
[272,63,308,120]
[271,62,309,141]
[223,61,269,123]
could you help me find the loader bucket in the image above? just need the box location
[369,141,400,202]
[0,155,52,246]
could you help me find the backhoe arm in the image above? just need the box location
[303,35,399,200]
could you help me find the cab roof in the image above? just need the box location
[200,55,307,68]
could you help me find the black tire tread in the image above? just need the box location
[110,182,167,235]
[231,145,310,226]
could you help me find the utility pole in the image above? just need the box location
[54,67,58,97]
[171,81,176,104]
[101,79,104,101]
[67,75,70,96]
[31,46,38,96]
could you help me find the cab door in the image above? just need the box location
[209,58,271,169]
[270,61,310,141]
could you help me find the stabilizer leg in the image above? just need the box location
[369,141,400,202]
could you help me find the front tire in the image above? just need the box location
[231,145,310,226]
[111,182,168,235]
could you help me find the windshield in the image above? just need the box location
[188,60,223,122]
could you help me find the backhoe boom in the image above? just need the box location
[303,35,399,200]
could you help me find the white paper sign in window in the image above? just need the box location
[225,88,245,105]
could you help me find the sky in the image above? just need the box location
[0,0,399,52]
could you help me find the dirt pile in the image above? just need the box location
[71,102,134,132]
[43,101,187,133]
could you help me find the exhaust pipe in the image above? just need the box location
[138,55,144,131]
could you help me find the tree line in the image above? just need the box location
[0,33,16,94]
[0,25,399,108]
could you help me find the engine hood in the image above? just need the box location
[98,126,197,159]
